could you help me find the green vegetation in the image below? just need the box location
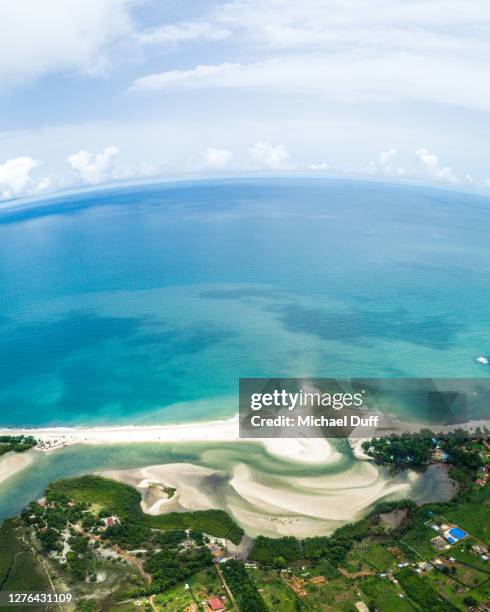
[399,520,440,560]
[163,485,176,499]
[144,547,213,593]
[362,428,486,470]
[152,583,195,610]
[359,577,416,611]
[0,435,36,456]
[355,543,398,572]
[303,516,380,567]
[251,568,298,611]
[424,567,490,610]
[154,529,187,549]
[189,568,229,606]
[442,538,490,574]
[249,536,302,565]
[152,567,229,611]
[396,567,459,611]
[47,475,244,543]
[2,429,489,611]
[221,560,268,611]
[362,430,434,465]
[103,521,153,550]
[445,503,490,542]
[298,572,359,611]
[0,519,51,598]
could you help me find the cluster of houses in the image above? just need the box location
[471,543,489,562]
[179,532,232,565]
[430,522,467,550]
[204,535,231,565]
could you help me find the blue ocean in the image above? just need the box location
[1,178,490,427]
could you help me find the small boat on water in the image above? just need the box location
[476,355,489,365]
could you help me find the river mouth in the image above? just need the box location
[0,439,455,538]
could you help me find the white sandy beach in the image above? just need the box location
[0,415,337,465]
[100,459,425,538]
[0,450,35,485]
[0,415,462,538]
[2,414,487,463]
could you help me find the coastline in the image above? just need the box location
[2,415,488,461]
[0,419,460,538]
[0,450,35,485]
[0,416,337,466]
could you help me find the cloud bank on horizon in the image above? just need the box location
[0,0,489,201]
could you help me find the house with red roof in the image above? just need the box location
[103,515,120,528]
[206,597,224,611]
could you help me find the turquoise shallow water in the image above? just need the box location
[1,178,490,426]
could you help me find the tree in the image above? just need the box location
[273,556,286,569]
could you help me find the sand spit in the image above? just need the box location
[0,451,34,485]
[100,457,434,539]
[0,416,337,465]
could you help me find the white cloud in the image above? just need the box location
[132,63,243,91]
[32,176,53,195]
[378,149,397,166]
[309,162,330,171]
[131,1,490,112]
[366,148,405,176]
[137,21,230,45]
[216,0,490,49]
[415,148,438,171]
[0,156,42,200]
[201,147,233,169]
[67,146,120,185]
[0,0,135,87]
[249,141,290,170]
[133,55,490,111]
[365,147,464,185]
[415,148,459,184]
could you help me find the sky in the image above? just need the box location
[1,0,490,201]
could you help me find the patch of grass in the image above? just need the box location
[359,576,416,611]
[356,543,398,571]
[0,519,51,605]
[303,576,358,611]
[424,566,489,610]
[400,522,439,560]
[153,584,195,610]
[340,548,373,575]
[473,578,490,605]
[442,538,490,574]
[423,570,469,610]
[307,560,340,580]
[444,503,490,544]
[449,561,488,588]
[396,567,459,612]
[47,475,243,543]
[251,569,297,612]
[188,568,228,604]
